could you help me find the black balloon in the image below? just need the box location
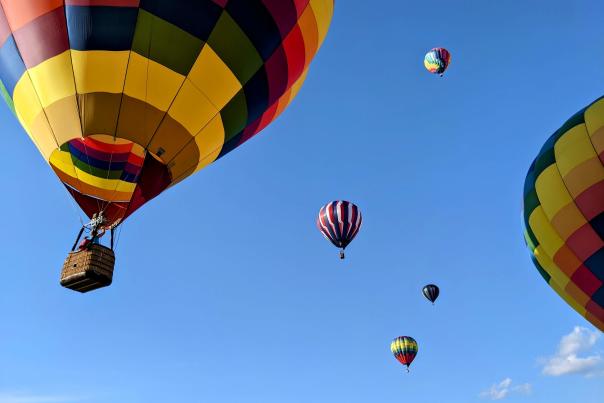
[422,284,440,304]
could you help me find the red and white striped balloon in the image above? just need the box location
[317,201,362,259]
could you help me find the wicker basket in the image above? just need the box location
[60,244,115,293]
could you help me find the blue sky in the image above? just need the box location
[1,0,603,402]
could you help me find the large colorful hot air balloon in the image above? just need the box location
[317,200,362,259]
[0,0,334,291]
[0,0,334,229]
[424,47,450,76]
[422,284,439,304]
[523,96,604,332]
[391,336,418,372]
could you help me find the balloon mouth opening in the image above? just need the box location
[50,135,172,228]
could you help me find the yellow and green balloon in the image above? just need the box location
[523,96,604,331]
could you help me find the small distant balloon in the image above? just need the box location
[424,48,451,76]
[391,336,418,372]
[317,201,362,259]
[422,284,440,304]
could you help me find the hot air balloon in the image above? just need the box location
[523,95,604,332]
[424,47,450,76]
[317,201,362,259]
[422,284,439,304]
[391,336,418,372]
[0,0,335,292]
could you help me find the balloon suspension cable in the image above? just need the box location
[339,249,345,260]
[70,225,86,252]
[65,189,86,227]
[114,224,124,251]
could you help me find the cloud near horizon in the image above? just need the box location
[480,378,531,400]
[541,326,603,377]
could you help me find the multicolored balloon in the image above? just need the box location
[422,284,440,304]
[0,0,334,229]
[391,336,418,372]
[523,96,604,332]
[424,47,451,76]
[317,201,362,259]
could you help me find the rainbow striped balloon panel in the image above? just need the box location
[0,0,334,226]
[523,96,604,331]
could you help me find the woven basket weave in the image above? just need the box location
[60,244,115,293]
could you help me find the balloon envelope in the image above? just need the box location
[424,47,450,76]
[0,0,334,228]
[391,336,418,369]
[317,200,362,250]
[422,284,439,304]
[523,96,604,331]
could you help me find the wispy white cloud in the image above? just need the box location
[541,326,603,377]
[480,378,532,400]
[0,393,82,403]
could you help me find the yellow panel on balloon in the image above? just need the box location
[535,165,574,219]
[529,207,564,259]
[71,50,130,94]
[123,52,184,112]
[166,79,218,136]
[188,45,242,111]
[27,51,76,107]
[554,124,598,177]
[585,98,604,136]
[44,95,82,146]
[310,0,335,48]
[13,74,46,132]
